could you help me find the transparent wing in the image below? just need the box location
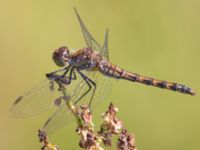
[101,29,109,60]
[10,79,64,118]
[42,70,112,134]
[42,103,74,134]
[74,8,109,60]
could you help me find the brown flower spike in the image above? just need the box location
[98,103,123,146]
[73,106,103,150]
[117,129,137,150]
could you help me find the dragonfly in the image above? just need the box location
[10,8,195,134]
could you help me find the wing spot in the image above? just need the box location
[14,96,23,105]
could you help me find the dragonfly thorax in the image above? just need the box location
[53,46,71,67]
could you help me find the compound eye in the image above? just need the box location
[53,46,69,67]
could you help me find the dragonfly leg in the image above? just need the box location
[58,69,77,88]
[63,68,77,84]
[74,70,96,108]
[46,66,70,78]
[74,71,92,105]
[86,77,96,107]
[46,67,76,83]
[62,68,77,80]
[61,68,70,77]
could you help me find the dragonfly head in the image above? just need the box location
[53,46,71,67]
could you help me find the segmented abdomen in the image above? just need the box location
[98,60,195,96]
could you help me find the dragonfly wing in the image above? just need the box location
[42,103,74,134]
[10,79,64,118]
[74,8,110,60]
[42,70,112,134]
[100,29,109,60]
[74,8,102,53]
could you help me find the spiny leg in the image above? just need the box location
[62,68,76,82]
[47,68,77,93]
[47,66,76,83]
[74,70,96,108]
[58,68,77,88]
[46,66,70,79]
[79,70,96,107]
[85,76,96,107]
[61,67,70,77]
[74,71,92,105]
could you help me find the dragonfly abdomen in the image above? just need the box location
[126,73,195,96]
[98,61,195,96]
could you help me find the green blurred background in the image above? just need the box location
[0,0,199,149]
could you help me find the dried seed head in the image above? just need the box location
[78,128,100,149]
[117,129,137,150]
[80,106,93,126]
[98,103,123,147]
[101,103,122,134]
[75,105,103,150]
[38,129,59,150]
